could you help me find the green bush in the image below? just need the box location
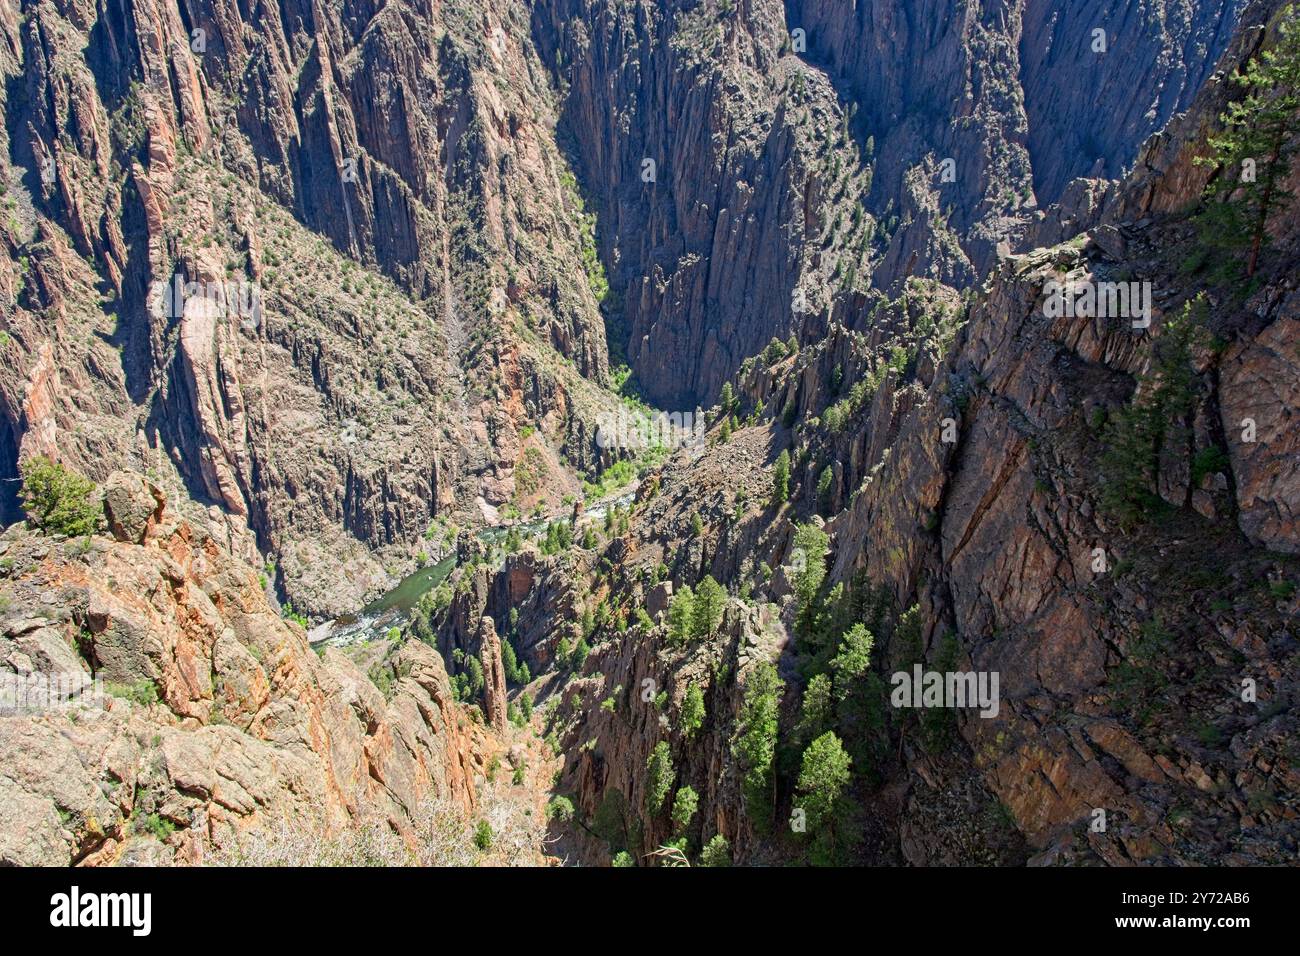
[700,833,732,866]
[19,457,101,537]
[545,796,575,822]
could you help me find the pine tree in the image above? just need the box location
[666,585,694,646]
[19,457,101,537]
[830,623,874,701]
[795,672,833,744]
[796,731,852,865]
[792,523,830,636]
[816,465,834,515]
[733,662,783,833]
[719,381,737,416]
[1194,5,1300,278]
[700,833,732,866]
[1099,297,1208,529]
[671,785,699,834]
[691,575,725,640]
[680,683,706,739]
[771,449,791,506]
[645,740,675,813]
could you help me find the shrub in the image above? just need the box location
[19,457,101,537]
[700,834,732,867]
[671,786,699,834]
[545,796,575,822]
[106,680,159,707]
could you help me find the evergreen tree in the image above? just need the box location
[719,382,737,416]
[830,623,874,702]
[771,449,791,506]
[645,740,675,813]
[680,683,706,739]
[733,662,783,833]
[816,465,834,515]
[691,575,725,640]
[19,457,101,537]
[1194,6,1300,278]
[666,585,695,646]
[1099,297,1208,529]
[700,834,732,866]
[796,731,853,865]
[671,785,699,834]
[795,672,833,744]
[792,523,830,636]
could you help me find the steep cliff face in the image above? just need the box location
[532,0,875,408]
[0,0,622,614]
[532,0,1242,406]
[791,0,1241,269]
[0,474,495,866]
[467,0,1300,866]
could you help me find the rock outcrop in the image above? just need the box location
[479,615,509,732]
[461,0,1300,866]
[0,478,490,865]
[0,0,623,616]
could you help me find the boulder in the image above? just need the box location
[102,471,165,544]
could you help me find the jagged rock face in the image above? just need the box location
[789,0,1241,280]
[530,0,1241,406]
[478,615,509,731]
[532,0,875,408]
[0,0,622,614]
[102,470,167,545]
[819,227,1300,863]
[466,1,1300,865]
[0,489,487,865]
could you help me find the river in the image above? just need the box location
[308,485,637,647]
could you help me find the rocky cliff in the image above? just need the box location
[0,0,624,615]
[531,0,1243,406]
[454,0,1299,866]
[0,473,501,865]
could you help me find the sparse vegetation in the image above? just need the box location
[19,457,101,537]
